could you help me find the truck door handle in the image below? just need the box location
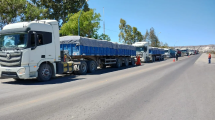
[41,55,45,58]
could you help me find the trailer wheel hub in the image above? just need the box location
[81,64,87,72]
[91,62,95,70]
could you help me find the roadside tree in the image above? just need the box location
[60,9,101,38]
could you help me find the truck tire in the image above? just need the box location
[115,58,121,68]
[120,58,123,66]
[146,56,150,63]
[75,61,88,75]
[130,58,135,66]
[124,58,129,67]
[37,63,52,81]
[87,60,97,73]
[152,56,155,62]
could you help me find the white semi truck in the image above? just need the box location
[164,48,176,58]
[132,42,164,62]
[181,48,190,56]
[164,48,170,58]
[0,20,136,81]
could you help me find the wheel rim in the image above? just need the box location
[117,60,120,67]
[81,63,87,72]
[132,59,135,65]
[91,62,95,71]
[126,59,128,66]
[41,68,51,79]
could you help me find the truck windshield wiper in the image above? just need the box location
[11,46,23,51]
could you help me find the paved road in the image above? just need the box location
[0,54,215,120]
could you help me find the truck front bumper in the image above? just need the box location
[0,66,30,79]
[164,55,170,58]
[134,57,145,62]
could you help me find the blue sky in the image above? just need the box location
[88,0,215,46]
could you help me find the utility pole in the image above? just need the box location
[103,7,105,35]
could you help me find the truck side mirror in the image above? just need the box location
[31,32,38,50]
[144,46,147,52]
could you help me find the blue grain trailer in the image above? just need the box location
[60,36,136,74]
[149,47,165,62]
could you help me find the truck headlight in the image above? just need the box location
[17,68,25,75]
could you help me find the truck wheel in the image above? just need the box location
[76,61,88,75]
[37,63,52,81]
[99,63,106,69]
[124,58,129,67]
[87,60,97,73]
[119,58,122,66]
[153,56,155,62]
[130,58,135,66]
[115,58,121,68]
[146,57,150,63]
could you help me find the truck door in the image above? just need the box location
[43,32,55,60]
[30,31,54,60]
[29,32,46,76]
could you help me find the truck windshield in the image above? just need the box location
[164,50,168,53]
[0,33,28,49]
[136,46,147,52]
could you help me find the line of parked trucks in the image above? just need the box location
[0,20,198,81]
[175,48,199,57]
[163,48,199,58]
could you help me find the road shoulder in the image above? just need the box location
[195,53,214,65]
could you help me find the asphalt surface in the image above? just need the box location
[0,54,215,120]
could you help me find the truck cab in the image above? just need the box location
[164,48,170,58]
[0,20,61,81]
[132,42,149,62]
[181,48,189,56]
[190,50,194,55]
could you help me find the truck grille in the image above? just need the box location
[0,52,22,67]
